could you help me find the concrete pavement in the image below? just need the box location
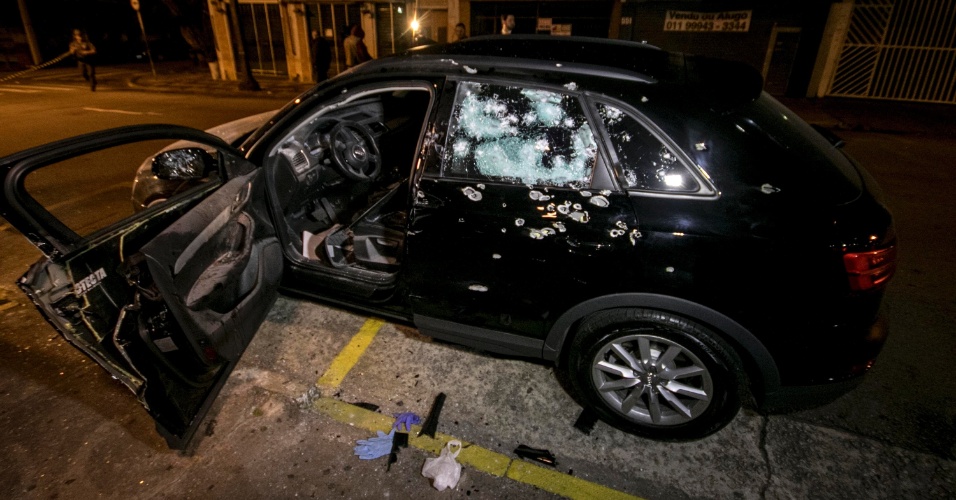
[123,61,315,100]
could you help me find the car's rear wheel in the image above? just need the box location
[566,308,742,440]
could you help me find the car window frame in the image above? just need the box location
[1,126,239,258]
[245,78,443,163]
[587,95,718,199]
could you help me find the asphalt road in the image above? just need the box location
[0,67,953,499]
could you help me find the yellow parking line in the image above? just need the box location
[506,460,636,500]
[312,396,643,500]
[316,317,384,390]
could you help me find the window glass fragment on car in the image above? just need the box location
[598,104,699,193]
[443,82,596,188]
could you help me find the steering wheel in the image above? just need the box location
[327,122,381,182]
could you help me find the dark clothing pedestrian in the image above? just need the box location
[310,30,332,83]
[69,30,97,91]
[344,25,371,69]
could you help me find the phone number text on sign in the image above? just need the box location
[664,10,751,32]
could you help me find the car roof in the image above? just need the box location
[406,35,670,80]
[355,35,763,108]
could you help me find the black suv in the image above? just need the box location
[0,36,896,447]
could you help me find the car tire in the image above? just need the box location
[566,308,742,440]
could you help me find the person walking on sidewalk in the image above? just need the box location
[69,29,97,91]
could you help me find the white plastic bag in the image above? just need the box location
[421,440,463,491]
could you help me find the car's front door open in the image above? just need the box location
[2,126,282,449]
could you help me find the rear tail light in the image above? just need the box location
[843,246,897,291]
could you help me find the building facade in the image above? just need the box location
[208,0,955,103]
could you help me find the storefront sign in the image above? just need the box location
[664,10,751,32]
[551,24,572,36]
[537,18,552,31]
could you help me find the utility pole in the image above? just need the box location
[130,0,157,76]
[228,0,260,91]
[16,0,42,65]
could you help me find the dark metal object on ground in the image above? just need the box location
[418,392,446,438]
[514,445,557,467]
[574,408,598,435]
[387,431,408,471]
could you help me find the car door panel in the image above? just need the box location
[410,175,639,341]
[406,80,641,346]
[141,173,282,363]
[2,126,281,449]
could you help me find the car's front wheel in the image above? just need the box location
[566,308,743,440]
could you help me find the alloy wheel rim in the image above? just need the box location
[590,333,713,426]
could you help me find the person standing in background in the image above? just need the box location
[310,29,331,82]
[454,22,468,42]
[69,29,97,91]
[500,14,515,35]
[344,24,372,69]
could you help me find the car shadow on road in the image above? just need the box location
[0,329,169,453]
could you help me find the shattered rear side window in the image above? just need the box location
[598,103,699,193]
[443,82,596,188]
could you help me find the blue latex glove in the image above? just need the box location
[354,429,395,460]
[393,412,421,432]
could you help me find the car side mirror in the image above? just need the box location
[152,148,216,180]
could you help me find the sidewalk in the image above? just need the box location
[778,95,956,137]
[124,60,315,101]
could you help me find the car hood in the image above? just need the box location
[201,110,278,147]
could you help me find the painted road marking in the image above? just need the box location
[31,71,120,81]
[314,397,643,500]
[316,317,384,389]
[0,87,41,93]
[2,84,77,91]
[83,107,162,116]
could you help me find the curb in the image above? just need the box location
[125,73,312,100]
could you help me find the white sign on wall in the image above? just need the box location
[663,10,751,32]
[551,24,572,36]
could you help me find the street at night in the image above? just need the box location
[0,58,953,499]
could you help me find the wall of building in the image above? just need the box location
[467,0,614,37]
[616,0,835,96]
[207,0,837,97]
